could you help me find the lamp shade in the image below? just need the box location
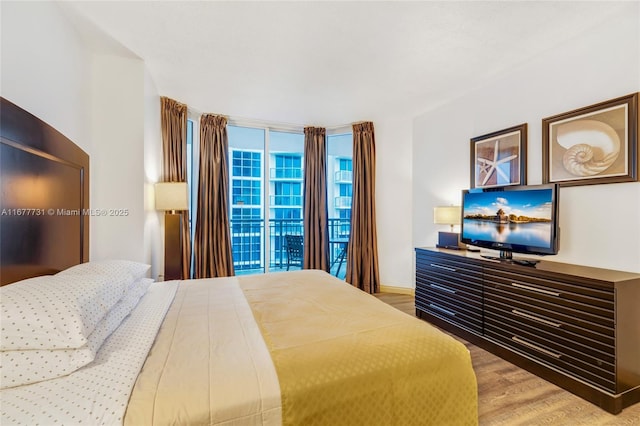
[155,182,188,211]
[433,206,461,225]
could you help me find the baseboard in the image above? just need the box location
[379,284,415,296]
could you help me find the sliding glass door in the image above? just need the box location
[268,131,304,272]
[228,126,304,274]
[327,133,352,279]
[189,120,352,278]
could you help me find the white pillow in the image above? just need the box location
[0,272,132,351]
[57,259,150,282]
[0,278,153,389]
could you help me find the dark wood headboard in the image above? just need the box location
[0,97,89,285]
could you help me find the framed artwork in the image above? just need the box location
[470,123,527,188]
[542,93,638,187]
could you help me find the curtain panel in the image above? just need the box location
[346,121,380,293]
[303,126,330,271]
[160,96,191,280]
[193,114,235,278]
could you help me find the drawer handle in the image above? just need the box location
[430,283,456,294]
[429,303,456,317]
[512,309,562,328]
[430,263,456,272]
[511,282,561,297]
[512,336,561,359]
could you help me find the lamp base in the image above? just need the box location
[164,213,182,281]
[436,231,461,250]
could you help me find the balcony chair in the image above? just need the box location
[284,234,304,271]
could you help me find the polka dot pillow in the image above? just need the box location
[1,278,153,389]
[57,259,150,286]
[1,271,132,351]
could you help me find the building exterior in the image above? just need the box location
[229,137,352,274]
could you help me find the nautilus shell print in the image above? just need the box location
[555,120,620,177]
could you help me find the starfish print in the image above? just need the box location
[477,140,518,186]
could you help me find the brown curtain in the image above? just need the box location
[303,126,329,271]
[160,97,191,280]
[193,114,235,278]
[346,122,380,293]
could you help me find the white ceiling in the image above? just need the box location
[60,1,632,127]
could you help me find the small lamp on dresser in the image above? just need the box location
[155,182,188,281]
[433,205,461,249]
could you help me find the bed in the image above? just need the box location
[0,98,478,425]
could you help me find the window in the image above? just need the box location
[273,181,302,206]
[273,154,303,179]
[186,118,197,274]
[188,120,351,279]
[339,158,352,171]
[232,178,261,205]
[232,150,261,177]
[339,184,352,197]
[327,133,353,273]
[228,126,265,272]
[274,208,301,219]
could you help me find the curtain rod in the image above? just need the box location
[185,105,355,135]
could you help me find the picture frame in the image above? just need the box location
[470,123,527,189]
[542,93,638,187]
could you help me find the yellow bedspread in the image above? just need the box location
[239,270,478,426]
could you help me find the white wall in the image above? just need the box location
[374,116,414,288]
[90,54,146,263]
[413,4,640,274]
[143,70,163,280]
[1,2,163,273]
[0,1,91,153]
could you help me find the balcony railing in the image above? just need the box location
[334,196,352,209]
[229,218,350,278]
[269,195,303,206]
[270,168,303,180]
[334,170,352,183]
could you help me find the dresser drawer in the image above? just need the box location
[484,293,614,355]
[415,288,482,333]
[416,252,482,294]
[416,271,482,303]
[416,250,483,276]
[483,266,614,309]
[483,266,617,392]
[483,268,614,331]
[484,318,616,392]
[484,283,614,339]
[415,249,483,333]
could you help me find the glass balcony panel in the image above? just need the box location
[334,170,353,183]
[270,167,303,179]
[228,217,349,279]
[334,196,352,209]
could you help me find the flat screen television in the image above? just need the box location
[460,184,559,263]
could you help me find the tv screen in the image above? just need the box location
[460,184,559,258]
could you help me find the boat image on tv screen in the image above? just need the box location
[461,188,554,251]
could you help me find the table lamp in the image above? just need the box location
[433,206,461,249]
[155,182,188,280]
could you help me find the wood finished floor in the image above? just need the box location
[373,292,640,426]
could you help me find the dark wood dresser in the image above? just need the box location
[415,247,640,414]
